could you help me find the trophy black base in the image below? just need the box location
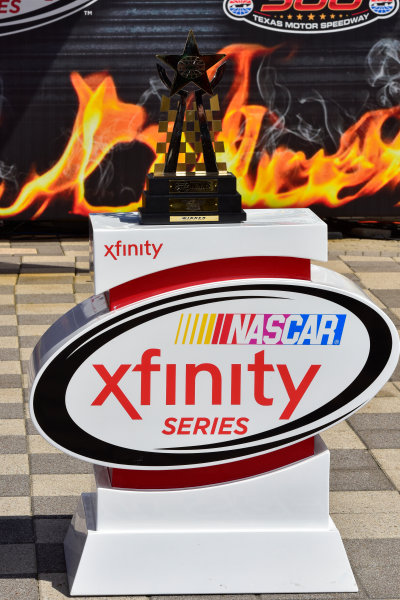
[139,173,247,225]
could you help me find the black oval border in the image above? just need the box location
[0,0,96,34]
[32,283,393,467]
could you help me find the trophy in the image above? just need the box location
[139,30,246,225]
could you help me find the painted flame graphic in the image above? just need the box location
[1,44,400,219]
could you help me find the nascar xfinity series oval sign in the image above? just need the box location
[0,0,98,36]
[30,280,399,470]
[223,0,399,33]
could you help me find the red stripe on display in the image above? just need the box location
[109,256,311,310]
[211,313,224,344]
[219,313,233,344]
[110,437,315,490]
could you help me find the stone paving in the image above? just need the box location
[0,235,399,599]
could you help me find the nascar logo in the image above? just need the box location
[175,313,346,345]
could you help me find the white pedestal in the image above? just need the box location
[64,436,357,596]
[89,209,327,294]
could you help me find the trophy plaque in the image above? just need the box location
[139,30,246,225]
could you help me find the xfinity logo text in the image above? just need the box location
[91,348,321,423]
[104,241,163,261]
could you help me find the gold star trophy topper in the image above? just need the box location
[156,30,225,96]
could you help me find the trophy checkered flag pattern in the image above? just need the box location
[154,94,227,176]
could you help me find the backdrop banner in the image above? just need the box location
[0,0,400,221]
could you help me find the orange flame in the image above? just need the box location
[1,44,400,219]
[219,46,400,209]
[0,72,153,218]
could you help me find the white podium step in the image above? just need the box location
[64,437,357,596]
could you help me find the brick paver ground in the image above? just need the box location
[0,235,399,599]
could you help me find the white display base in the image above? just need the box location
[90,209,327,294]
[64,436,357,596]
